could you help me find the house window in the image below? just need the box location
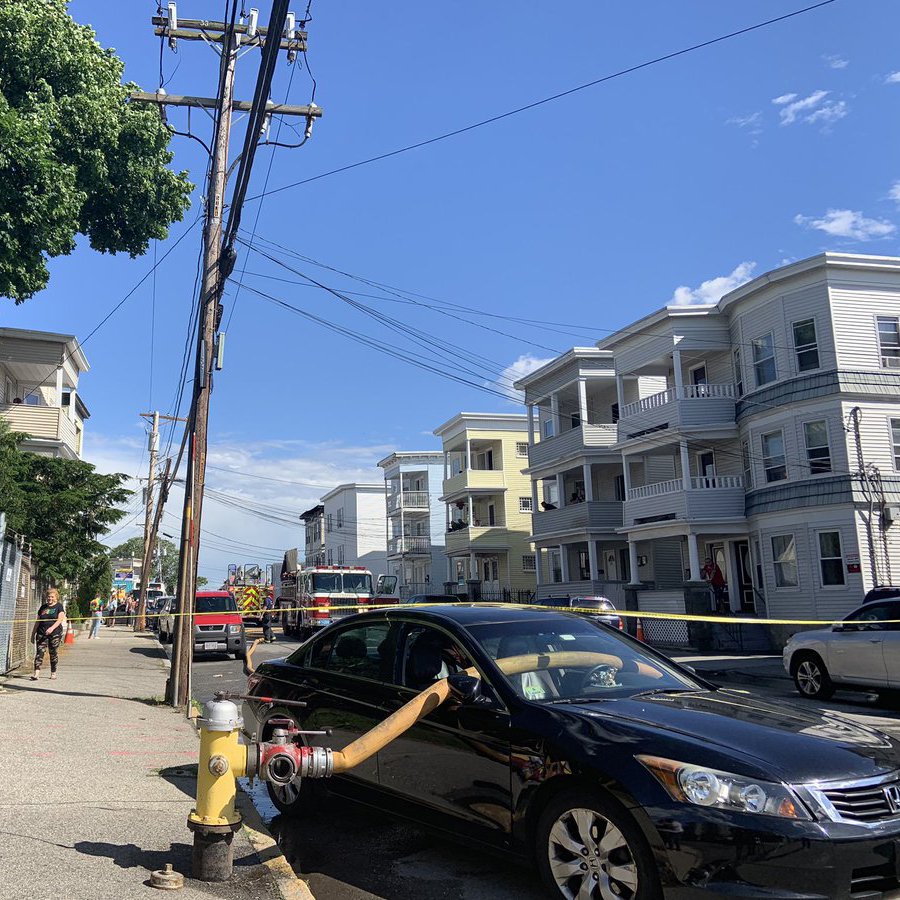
[803,420,831,475]
[817,531,845,586]
[611,402,620,423]
[337,545,345,565]
[877,316,900,368]
[326,513,333,532]
[892,418,900,470]
[614,474,626,502]
[771,534,798,588]
[336,509,343,528]
[519,496,534,513]
[741,440,752,489]
[752,333,777,386]
[516,441,529,457]
[792,319,820,372]
[326,549,333,565]
[578,550,590,580]
[548,549,562,583]
[761,430,787,483]
[522,555,536,572]
[732,348,743,397]
[543,418,555,439]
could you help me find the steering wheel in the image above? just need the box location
[581,664,621,690]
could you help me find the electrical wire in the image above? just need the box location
[246,1,838,203]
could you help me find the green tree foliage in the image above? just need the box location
[0,419,130,584]
[75,553,113,617]
[0,0,192,302]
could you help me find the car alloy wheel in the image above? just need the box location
[548,807,639,900]
[793,655,834,700]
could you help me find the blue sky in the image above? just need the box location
[7,0,900,582]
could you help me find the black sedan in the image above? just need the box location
[244,604,900,899]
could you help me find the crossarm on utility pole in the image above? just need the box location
[130,91,322,117]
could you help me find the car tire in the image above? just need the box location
[792,653,835,700]
[535,787,661,900]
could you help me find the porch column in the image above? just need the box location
[621,454,632,496]
[531,477,540,516]
[587,540,600,581]
[559,545,570,582]
[468,494,474,527]
[469,551,477,579]
[55,366,63,407]
[628,540,641,586]
[465,438,472,470]
[582,463,594,501]
[534,547,544,585]
[550,393,560,435]
[687,532,701,582]
[556,473,565,507]
[577,378,588,425]
[67,389,77,422]
[679,440,692,492]
[724,540,741,612]
[527,404,535,445]
[672,347,684,400]
[615,374,625,409]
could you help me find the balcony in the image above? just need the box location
[388,535,431,556]
[618,384,736,442]
[445,526,511,554]
[1,403,81,456]
[442,468,506,499]
[527,423,618,469]
[624,475,745,527]
[387,491,430,514]
[532,501,623,538]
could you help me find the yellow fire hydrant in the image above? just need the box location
[188,698,254,881]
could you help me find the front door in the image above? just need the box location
[691,364,708,386]
[377,623,512,844]
[734,541,754,613]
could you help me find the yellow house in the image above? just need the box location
[434,412,537,598]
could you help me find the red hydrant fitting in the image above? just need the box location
[258,717,333,785]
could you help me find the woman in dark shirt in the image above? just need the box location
[31,588,66,680]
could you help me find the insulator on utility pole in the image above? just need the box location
[167,2,178,49]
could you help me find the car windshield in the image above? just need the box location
[468,616,700,703]
[312,573,342,592]
[311,573,372,593]
[196,595,237,614]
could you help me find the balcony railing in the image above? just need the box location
[388,490,430,512]
[0,403,80,455]
[388,536,431,555]
[627,478,683,500]
[619,384,737,438]
[628,475,743,501]
[533,501,623,536]
[689,474,743,490]
[442,467,506,498]
[527,423,618,469]
[620,387,677,419]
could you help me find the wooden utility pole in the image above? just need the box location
[134,6,323,708]
[136,411,159,630]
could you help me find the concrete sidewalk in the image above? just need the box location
[0,625,282,900]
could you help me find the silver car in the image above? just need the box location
[783,599,900,700]
[568,596,625,630]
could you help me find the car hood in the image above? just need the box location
[562,689,900,782]
[789,628,832,644]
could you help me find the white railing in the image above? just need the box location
[620,383,736,418]
[683,383,736,400]
[620,387,676,419]
[627,478,682,500]
[401,491,429,508]
[690,474,743,490]
[389,536,431,554]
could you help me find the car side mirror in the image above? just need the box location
[682,664,697,675]
[447,673,481,703]
[832,623,846,632]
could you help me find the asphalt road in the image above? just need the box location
[154,628,900,900]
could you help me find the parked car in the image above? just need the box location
[157,597,178,644]
[148,595,173,633]
[568,596,625,630]
[245,604,900,899]
[158,592,245,660]
[405,593,460,604]
[864,585,900,604]
[784,598,900,701]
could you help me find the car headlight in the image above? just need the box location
[228,624,242,634]
[637,755,810,820]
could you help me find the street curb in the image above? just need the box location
[236,788,316,900]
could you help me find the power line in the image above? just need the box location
[246,1,837,203]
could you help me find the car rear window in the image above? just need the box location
[196,595,238,614]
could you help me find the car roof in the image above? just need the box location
[370,602,584,627]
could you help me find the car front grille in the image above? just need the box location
[197,625,224,633]
[821,777,900,823]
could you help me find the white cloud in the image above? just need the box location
[726,111,763,135]
[885,72,900,84]
[771,89,847,127]
[669,262,757,306]
[823,54,848,69]
[889,181,900,204]
[794,209,896,241]
[495,354,555,402]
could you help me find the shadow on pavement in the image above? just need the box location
[129,646,167,657]
[158,763,199,799]
[74,839,192,872]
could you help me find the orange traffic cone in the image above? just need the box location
[64,626,75,645]
[636,618,645,642]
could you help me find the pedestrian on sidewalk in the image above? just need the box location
[88,596,103,639]
[262,591,276,643]
[107,596,118,627]
[31,588,66,680]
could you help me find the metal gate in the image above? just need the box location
[9,552,34,671]
[0,530,22,673]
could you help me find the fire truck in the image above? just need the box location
[279,561,398,639]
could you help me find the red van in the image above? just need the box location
[194,591,246,659]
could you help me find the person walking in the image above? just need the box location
[107,596,118,627]
[88,596,102,639]
[262,591,276,643]
[31,588,66,680]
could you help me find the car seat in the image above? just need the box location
[405,632,444,690]
[497,635,559,701]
